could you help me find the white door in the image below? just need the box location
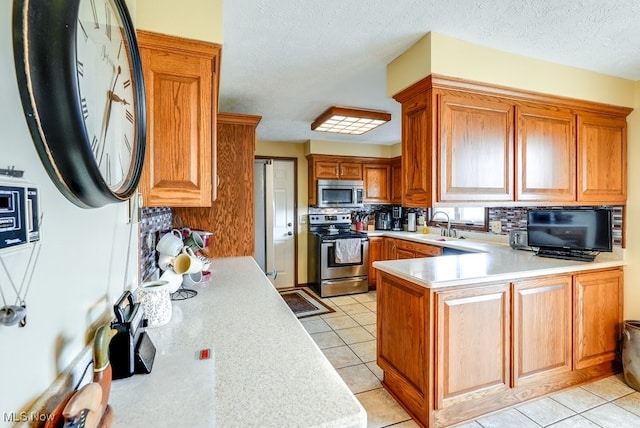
[270,160,296,288]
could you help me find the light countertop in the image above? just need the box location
[371,231,625,289]
[109,257,366,427]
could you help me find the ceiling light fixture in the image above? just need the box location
[311,106,391,135]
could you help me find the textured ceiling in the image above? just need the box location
[219,0,640,145]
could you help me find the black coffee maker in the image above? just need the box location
[392,206,402,231]
[375,210,391,230]
[109,291,156,380]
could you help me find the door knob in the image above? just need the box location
[287,231,293,236]
[287,222,292,227]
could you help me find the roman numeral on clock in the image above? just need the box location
[90,0,99,29]
[81,98,89,120]
[77,61,84,77]
[105,3,112,40]
[78,20,88,42]
[126,110,134,123]
[124,134,131,153]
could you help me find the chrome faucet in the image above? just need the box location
[431,211,456,238]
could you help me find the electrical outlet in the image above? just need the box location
[490,220,502,233]
[299,215,307,224]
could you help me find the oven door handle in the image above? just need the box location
[322,238,369,244]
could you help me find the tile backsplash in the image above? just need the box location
[488,206,624,246]
[139,207,173,282]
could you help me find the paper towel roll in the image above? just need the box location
[408,213,417,232]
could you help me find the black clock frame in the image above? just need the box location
[12,0,146,208]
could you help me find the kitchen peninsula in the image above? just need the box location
[372,238,624,427]
[109,257,366,427]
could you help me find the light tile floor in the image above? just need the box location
[299,289,640,428]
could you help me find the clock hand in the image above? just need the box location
[96,66,121,168]
[109,92,130,106]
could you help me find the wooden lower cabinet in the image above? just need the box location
[385,238,442,260]
[435,283,511,408]
[512,275,572,385]
[377,268,622,427]
[574,269,624,369]
[368,237,384,287]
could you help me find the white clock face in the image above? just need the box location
[76,0,136,191]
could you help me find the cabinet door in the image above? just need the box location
[435,283,511,408]
[384,238,397,260]
[395,248,415,259]
[395,239,442,258]
[401,90,433,207]
[340,162,363,180]
[364,164,391,203]
[574,269,623,369]
[314,160,340,179]
[377,272,430,402]
[577,114,627,203]
[512,275,572,385]
[368,237,384,287]
[414,244,442,258]
[138,31,219,207]
[390,157,402,204]
[516,105,576,201]
[439,91,514,202]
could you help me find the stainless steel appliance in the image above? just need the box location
[509,229,530,250]
[375,210,391,230]
[316,180,364,208]
[392,206,402,231]
[308,213,369,297]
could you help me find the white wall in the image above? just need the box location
[0,1,139,422]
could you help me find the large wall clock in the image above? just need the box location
[12,0,146,208]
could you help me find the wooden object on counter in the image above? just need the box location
[137,30,221,207]
[377,267,623,427]
[175,113,261,257]
[393,74,631,207]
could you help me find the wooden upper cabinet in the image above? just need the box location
[393,75,631,206]
[439,90,514,202]
[174,113,261,257]
[363,163,391,203]
[390,157,402,204]
[573,268,623,369]
[512,275,572,386]
[313,158,362,180]
[577,114,627,203]
[516,105,576,202]
[138,31,220,207]
[399,90,433,207]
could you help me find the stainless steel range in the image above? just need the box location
[308,213,369,297]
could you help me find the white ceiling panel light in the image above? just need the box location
[311,106,391,135]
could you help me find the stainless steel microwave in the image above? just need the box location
[317,180,364,208]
